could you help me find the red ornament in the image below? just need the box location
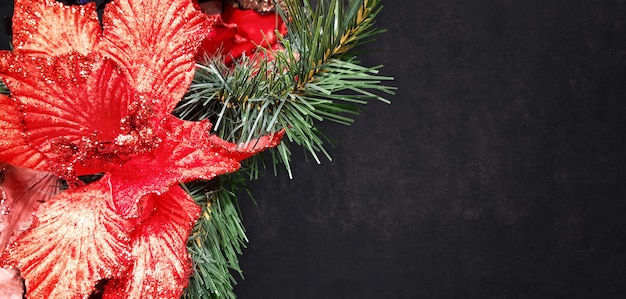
[197,3,288,64]
[0,0,283,298]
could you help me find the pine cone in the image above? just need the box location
[227,0,285,13]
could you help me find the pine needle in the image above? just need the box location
[173,0,396,297]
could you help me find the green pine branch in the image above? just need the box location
[176,1,395,298]
[182,174,252,299]
[0,80,8,95]
[281,0,389,86]
[175,0,395,179]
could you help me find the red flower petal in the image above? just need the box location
[12,0,101,55]
[0,52,136,178]
[98,0,211,118]
[198,5,287,63]
[102,185,200,299]
[0,268,24,298]
[0,95,49,170]
[2,177,132,299]
[197,15,238,61]
[222,6,286,57]
[0,165,59,255]
[109,115,283,217]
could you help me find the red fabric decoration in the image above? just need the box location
[197,4,288,64]
[0,0,284,298]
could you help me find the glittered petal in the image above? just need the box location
[103,186,200,299]
[0,52,135,176]
[0,95,49,170]
[2,177,132,299]
[98,0,210,117]
[1,53,131,142]
[12,0,101,55]
[109,115,283,217]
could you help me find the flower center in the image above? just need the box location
[47,99,162,185]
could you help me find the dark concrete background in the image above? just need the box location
[2,1,626,298]
[235,1,626,298]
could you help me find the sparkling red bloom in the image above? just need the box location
[0,0,283,298]
[197,2,288,64]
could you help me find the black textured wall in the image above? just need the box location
[235,1,626,298]
[2,1,626,298]
[0,1,10,48]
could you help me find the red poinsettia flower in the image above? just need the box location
[197,2,288,64]
[0,0,283,298]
